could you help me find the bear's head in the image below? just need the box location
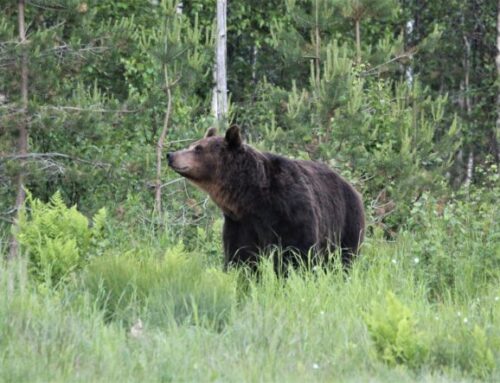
[167,125,245,217]
[167,125,242,181]
[168,125,273,219]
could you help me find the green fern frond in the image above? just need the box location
[15,191,108,288]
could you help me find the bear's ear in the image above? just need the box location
[225,125,242,149]
[204,127,217,138]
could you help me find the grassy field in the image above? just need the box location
[1,191,499,382]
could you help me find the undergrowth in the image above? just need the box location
[1,187,499,382]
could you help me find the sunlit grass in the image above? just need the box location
[1,193,499,382]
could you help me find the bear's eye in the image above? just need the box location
[194,145,203,153]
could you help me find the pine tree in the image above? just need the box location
[332,0,397,63]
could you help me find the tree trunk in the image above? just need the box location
[154,65,172,214]
[212,0,228,125]
[463,34,474,187]
[314,0,321,84]
[251,45,258,84]
[495,0,500,165]
[355,18,361,63]
[9,0,29,260]
[405,18,415,86]
[464,150,474,187]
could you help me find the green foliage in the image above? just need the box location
[405,169,500,300]
[0,0,214,222]
[365,291,428,369]
[2,202,500,381]
[1,0,496,239]
[239,40,460,229]
[16,191,107,287]
[425,301,499,379]
[469,325,496,378]
[83,243,236,328]
[333,0,398,22]
[123,0,213,98]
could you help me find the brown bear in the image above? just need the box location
[167,125,365,271]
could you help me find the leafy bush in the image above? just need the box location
[404,171,500,301]
[365,291,428,369]
[16,191,107,288]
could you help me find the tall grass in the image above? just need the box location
[1,189,499,382]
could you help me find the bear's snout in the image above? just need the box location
[166,152,173,167]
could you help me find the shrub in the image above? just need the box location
[365,291,428,369]
[404,173,500,301]
[16,191,107,288]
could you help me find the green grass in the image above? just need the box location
[1,192,499,382]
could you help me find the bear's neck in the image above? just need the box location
[190,180,244,221]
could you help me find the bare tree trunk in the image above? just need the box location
[212,0,228,125]
[405,18,414,86]
[314,1,321,84]
[355,18,361,63]
[251,45,258,84]
[465,151,474,187]
[9,0,29,260]
[495,0,500,166]
[154,65,172,214]
[463,34,474,187]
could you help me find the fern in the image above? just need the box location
[365,291,428,369]
[16,191,108,288]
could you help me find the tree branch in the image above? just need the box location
[0,152,111,168]
[39,105,140,114]
[361,50,416,76]
[155,64,173,213]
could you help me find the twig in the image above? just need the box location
[154,64,173,213]
[39,105,139,114]
[160,177,184,189]
[361,50,416,77]
[0,152,111,168]
[26,1,66,11]
[168,138,196,144]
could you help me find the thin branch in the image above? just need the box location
[0,43,109,69]
[155,64,173,213]
[26,1,66,11]
[0,104,141,115]
[160,177,184,189]
[39,105,140,114]
[168,138,196,144]
[0,152,111,168]
[361,50,416,76]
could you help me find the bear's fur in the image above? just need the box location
[167,126,365,271]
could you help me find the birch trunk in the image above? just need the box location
[9,0,29,259]
[405,19,414,86]
[463,34,474,187]
[212,0,228,124]
[251,45,258,84]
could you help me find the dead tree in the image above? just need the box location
[9,0,29,259]
[212,0,228,124]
